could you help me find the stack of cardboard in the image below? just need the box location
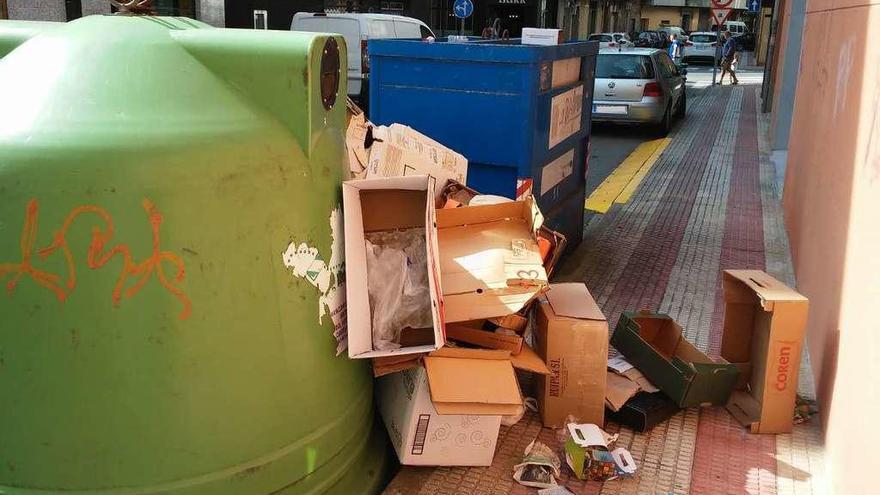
[340,107,617,467]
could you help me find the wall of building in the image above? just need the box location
[783,0,879,492]
[7,0,64,21]
[769,0,804,150]
[82,0,109,16]
[198,0,225,26]
[640,6,680,29]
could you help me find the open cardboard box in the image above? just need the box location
[436,197,548,323]
[611,311,739,408]
[720,270,809,434]
[343,175,445,359]
[534,283,609,427]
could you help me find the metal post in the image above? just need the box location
[460,17,464,35]
[712,41,719,86]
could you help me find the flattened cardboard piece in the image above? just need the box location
[611,312,739,408]
[489,313,529,333]
[535,283,609,427]
[424,348,522,416]
[546,283,606,321]
[605,371,641,412]
[373,352,425,377]
[376,366,501,466]
[446,324,524,354]
[437,198,548,322]
[366,124,467,202]
[344,175,445,359]
[346,112,371,176]
[510,343,551,375]
[720,270,809,434]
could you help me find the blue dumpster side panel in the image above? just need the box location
[368,39,598,245]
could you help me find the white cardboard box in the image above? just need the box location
[343,175,445,359]
[522,28,563,46]
[376,366,503,466]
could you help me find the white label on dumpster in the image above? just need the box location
[549,85,583,149]
[540,149,574,196]
[282,206,348,355]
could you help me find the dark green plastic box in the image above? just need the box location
[611,311,739,408]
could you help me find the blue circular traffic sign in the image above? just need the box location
[453,0,474,19]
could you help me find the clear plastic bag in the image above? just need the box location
[365,228,432,350]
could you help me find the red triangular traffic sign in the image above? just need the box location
[712,8,732,27]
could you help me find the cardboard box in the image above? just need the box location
[534,283,609,427]
[436,197,548,322]
[522,28,564,46]
[376,365,502,466]
[720,270,809,434]
[611,311,739,408]
[564,424,636,481]
[366,124,467,203]
[604,357,660,412]
[343,175,445,359]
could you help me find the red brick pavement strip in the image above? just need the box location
[690,408,779,495]
[600,89,732,328]
[707,88,766,358]
[688,88,779,495]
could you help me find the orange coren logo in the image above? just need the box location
[774,345,792,391]
[0,199,192,320]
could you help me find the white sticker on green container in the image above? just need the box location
[549,85,583,149]
[540,149,574,196]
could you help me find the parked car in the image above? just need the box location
[682,31,719,64]
[588,33,621,48]
[591,48,687,135]
[291,12,434,106]
[734,32,756,51]
[634,31,663,48]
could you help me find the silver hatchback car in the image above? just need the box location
[591,48,687,134]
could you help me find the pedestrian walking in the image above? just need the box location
[668,34,681,62]
[718,31,739,85]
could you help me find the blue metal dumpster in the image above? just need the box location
[368,38,598,245]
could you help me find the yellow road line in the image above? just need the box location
[584,138,671,213]
[616,137,670,203]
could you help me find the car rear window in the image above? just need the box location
[690,34,716,43]
[589,34,613,42]
[596,55,655,79]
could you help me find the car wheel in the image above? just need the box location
[656,104,672,136]
[676,91,687,119]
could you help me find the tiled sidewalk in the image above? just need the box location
[383,85,826,495]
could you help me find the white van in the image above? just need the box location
[291,13,435,103]
[722,21,749,35]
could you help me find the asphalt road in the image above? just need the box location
[584,60,765,201]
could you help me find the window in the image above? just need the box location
[690,34,716,43]
[657,53,678,78]
[371,20,396,38]
[253,10,268,30]
[420,25,434,39]
[394,21,421,39]
[588,34,613,42]
[595,55,655,79]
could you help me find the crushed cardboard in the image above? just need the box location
[605,356,660,412]
[366,124,467,202]
[437,197,548,322]
[446,324,524,354]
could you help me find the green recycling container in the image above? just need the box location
[0,15,388,494]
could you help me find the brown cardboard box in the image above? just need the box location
[534,283,609,427]
[436,198,548,322]
[721,270,809,434]
[446,324,524,354]
[343,175,445,359]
